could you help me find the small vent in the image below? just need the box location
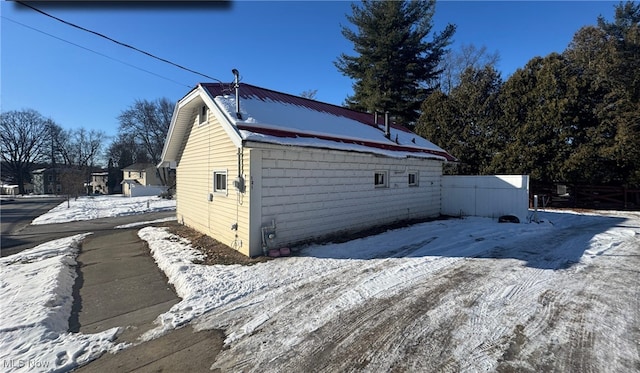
[384,112,390,139]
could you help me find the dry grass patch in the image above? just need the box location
[160,222,271,266]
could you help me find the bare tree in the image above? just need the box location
[118,98,173,165]
[117,98,174,185]
[71,128,106,169]
[59,168,85,206]
[49,124,106,197]
[438,44,500,94]
[106,133,150,169]
[0,110,52,194]
[300,89,318,100]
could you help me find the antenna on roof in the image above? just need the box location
[232,68,242,120]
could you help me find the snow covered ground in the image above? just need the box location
[1,194,174,372]
[2,199,638,372]
[0,235,123,372]
[139,209,640,372]
[30,195,175,225]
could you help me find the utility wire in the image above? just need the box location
[16,1,224,84]
[3,16,192,88]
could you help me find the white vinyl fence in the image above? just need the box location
[441,175,530,222]
[129,185,168,197]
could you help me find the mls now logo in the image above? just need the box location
[3,359,51,369]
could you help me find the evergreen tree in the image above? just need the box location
[335,0,455,127]
[415,90,458,172]
[450,65,503,174]
[416,1,639,187]
[563,2,640,186]
[416,64,502,175]
[562,26,618,184]
[491,54,580,183]
[596,1,640,186]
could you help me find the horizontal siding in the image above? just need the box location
[176,112,209,233]
[208,112,250,256]
[256,146,442,248]
[176,109,251,256]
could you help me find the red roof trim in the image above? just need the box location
[237,124,456,161]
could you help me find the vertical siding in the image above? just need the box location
[175,108,252,256]
[255,145,443,248]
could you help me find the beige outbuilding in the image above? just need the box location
[159,82,455,257]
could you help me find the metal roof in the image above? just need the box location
[200,83,456,162]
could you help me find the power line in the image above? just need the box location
[3,16,192,88]
[16,1,224,84]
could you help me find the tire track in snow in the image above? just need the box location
[208,255,468,372]
[274,263,482,373]
[194,212,640,372]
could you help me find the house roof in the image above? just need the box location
[121,179,142,186]
[160,83,456,166]
[122,163,155,171]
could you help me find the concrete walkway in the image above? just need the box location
[69,222,224,372]
[2,204,225,371]
[70,229,179,341]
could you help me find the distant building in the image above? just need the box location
[1,183,33,195]
[121,163,166,197]
[89,171,109,194]
[32,168,61,195]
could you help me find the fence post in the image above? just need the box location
[624,187,628,209]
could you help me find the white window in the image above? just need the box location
[408,172,419,186]
[374,171,388,188]
[213,171,227,194]
[199,105,208,125]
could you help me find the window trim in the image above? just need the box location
[213,170,228,195]
[408,171,419,187]
[199,105,208,125]
[374,170,388,188]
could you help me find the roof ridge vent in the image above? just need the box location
[232,68,242,120]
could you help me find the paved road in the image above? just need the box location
[0,197,175,257]
[1,197,63,254]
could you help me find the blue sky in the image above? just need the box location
[1,1,621,140]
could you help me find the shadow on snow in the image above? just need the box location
[298,212,630,270]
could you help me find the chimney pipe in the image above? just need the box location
[232,69,242,119]
[374,111,378,126]
[384,111,390,139]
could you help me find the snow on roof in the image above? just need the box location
[202,83,455,161]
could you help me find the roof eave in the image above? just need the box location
[159,85,243,168]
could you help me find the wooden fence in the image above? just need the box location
[530,184,640,210]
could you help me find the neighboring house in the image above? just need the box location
[1,183,33,195]
[89,171,109,194]
[121,163,165,197]
[159,82,456,257]
[32,168,61,195]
